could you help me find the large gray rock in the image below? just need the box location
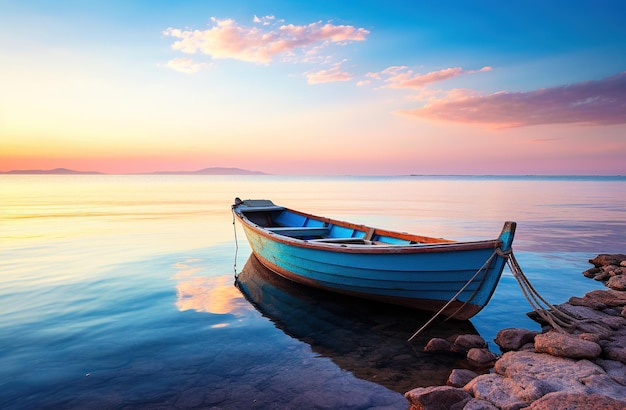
[405,385,471,410]
[464,373,550,410]
[527,391,626,410]
[557,303,625,331]
[494,350,626,401]
[495,328,539,351]
[534,331,602,359]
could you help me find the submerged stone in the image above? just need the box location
[446,368,478,388]
[467,348,498,367]
[423,337,453,353]
[451,334,487,354]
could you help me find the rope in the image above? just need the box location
[505,251,611,336]
[408,246,611,346]
[407,248,500,343]
[232,208,239,279]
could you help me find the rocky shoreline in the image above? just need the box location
[405,254,626,410]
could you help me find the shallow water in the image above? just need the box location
[1,175,624,409]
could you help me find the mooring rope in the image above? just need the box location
[504,250,611,336]
[407,248,500,343]
[232,208,239,279]
[408,246,609,346]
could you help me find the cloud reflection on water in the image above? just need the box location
[172,259,252,321]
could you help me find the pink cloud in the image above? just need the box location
[304,63,352,84]
[369,66,492,89]
[402,72,626,127]
[163,17,369,65]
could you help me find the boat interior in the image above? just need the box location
[236,200,453,246]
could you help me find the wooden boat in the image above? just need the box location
[232,198,516,320]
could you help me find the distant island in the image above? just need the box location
[0,168,103,175]
[150,167,267,175]
[0,167,267,175]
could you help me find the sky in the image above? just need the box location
[1,0,625,175]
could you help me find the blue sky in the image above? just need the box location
[1,0,625,174]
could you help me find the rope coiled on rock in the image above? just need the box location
[504,250,611,336]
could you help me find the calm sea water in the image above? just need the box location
[1,175,624,409]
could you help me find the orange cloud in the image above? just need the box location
[367,66,492,89]
[402,72,626,127]
[163,17,369,66]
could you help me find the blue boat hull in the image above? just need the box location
[233,199,516,320]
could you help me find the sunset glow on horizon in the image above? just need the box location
[1,1,626,175]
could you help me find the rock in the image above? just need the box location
[534,331,602,359]
[603,264,620,273]
[589,254,626,267]
[621,260,626,267]
[557,303,624,332]
[577,332,600,343]
[467,348,498,367]
[451,334,487,354]
[583,267,601,278]
[495,328,539,351]
[462,398,499,410]
[519,342,535,352]
[582,289,626,308]
[447,368,478,388]
[602,342,626,364]
[527,391,626,410]
[595,359,626,386]
[568,295,606,310]
[607,275,626,291]
[424,337,453,353]
[603,307,622,317]
[405,385,471,410]
[464,373,550,410]
[595,271,612,281]
[494,350,626,401]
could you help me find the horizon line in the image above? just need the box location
[0,167,623,178]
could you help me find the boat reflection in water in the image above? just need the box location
[235,254,481,393]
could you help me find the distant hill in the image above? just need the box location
[1,168,103,175]
[151,167,268,175]
[1,167,267,175]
